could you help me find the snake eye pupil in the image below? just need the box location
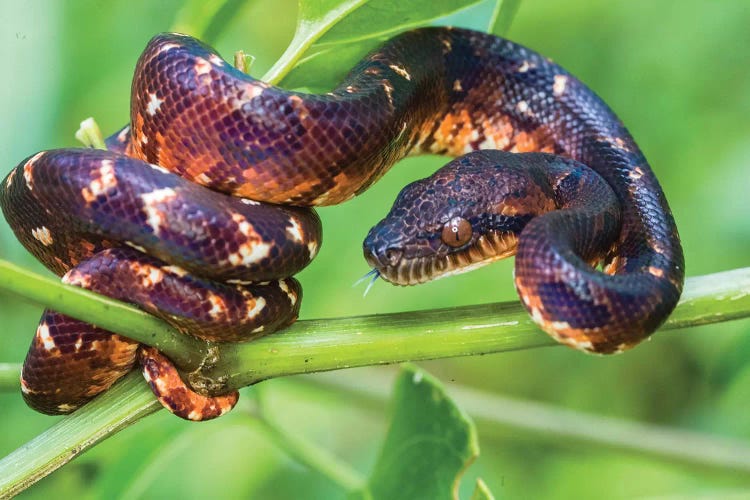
[441,217,472,248]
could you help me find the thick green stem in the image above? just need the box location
[0,363,21,391]
[0,372,159,498]
[0,267,748,496]
[198,268,750,388]
[2,261,750,391]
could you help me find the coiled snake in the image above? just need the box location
[0,27,684,420]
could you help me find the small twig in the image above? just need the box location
[251,388,365,492]
[74,117,106,150]
[234,50,255,74]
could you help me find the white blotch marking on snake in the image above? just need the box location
[194,57,212,75]
[226,278,253,285]
[31,226,54,246]
[277,280,297,306]
[453,79,463,92]
[135,264,165,287]
[240,198,260,205]
[550,320,572,331]
[530,307,545,325]
[568,338,594,351]
[286,217,303,243]
[648,266,665,278]
[23,152,45,190]
[208,294,227,318]
[245,296,267,319]
[148,163,170,174]
[117,126,131,143]
[195,173,213,184]
[125,241,148,253]
[36,322,56,351]
[629,166,645,180]
[553,74,568,96]
[307,241,319,259]
[140,187,178,235]
[382,80,395,106]
[389,64,411,80]
[81,160,117,203]
[516,100,530,114]
[158,42,179,53]
[63,269,92,288]
[5,168,16,189]
[209,54,224,66]
[229,241,272,266]
[517,61,534,73]
[146,92,164,116]
[232,213,254,237]
[162,264,188,277]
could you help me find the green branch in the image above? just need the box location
[2,260,748,393]
[0,266,748,496]
[0,363,21,391]
[0,372,160,498]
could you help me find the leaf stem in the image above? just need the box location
[252,389,366,492]
[488,0,522,36]
[261,0,368,85]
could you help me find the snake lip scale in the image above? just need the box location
[0,27,683,420]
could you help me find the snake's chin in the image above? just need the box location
[368,231,518,286]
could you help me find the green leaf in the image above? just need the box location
[265,0,513,90]
[170,0,247,43]
[363,365,479,500]
[488,0,521,36]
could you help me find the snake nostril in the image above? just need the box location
[384,248,403,266]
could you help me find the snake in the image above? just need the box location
[0,27,684,421]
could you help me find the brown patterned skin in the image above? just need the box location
[1,26,683,418]
[2,150,318,419]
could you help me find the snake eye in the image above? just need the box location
[441,217,472,248]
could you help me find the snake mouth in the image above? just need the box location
[366,231,518,286]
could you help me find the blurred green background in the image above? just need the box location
[1,0,749,498]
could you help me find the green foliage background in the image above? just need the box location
[0,0,749,497]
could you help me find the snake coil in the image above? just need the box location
[0,27,683,420]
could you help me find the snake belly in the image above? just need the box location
[1,26,683,419]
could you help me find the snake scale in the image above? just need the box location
[0,27,684,420]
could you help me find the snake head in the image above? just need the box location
[363,151,556,285]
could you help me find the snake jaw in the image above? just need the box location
[364,231,518,286]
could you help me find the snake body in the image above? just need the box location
[0,27,683,420]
